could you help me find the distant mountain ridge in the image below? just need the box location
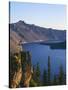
[10,20,66,53]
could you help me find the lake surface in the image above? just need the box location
[22,43,66,78]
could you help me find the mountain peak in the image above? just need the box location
[18,20,25,24]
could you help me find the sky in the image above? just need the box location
[10,2,66,30]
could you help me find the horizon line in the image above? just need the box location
[9,20,66,30]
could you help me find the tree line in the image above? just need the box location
[9,53,66,87]
[30,56,66,87]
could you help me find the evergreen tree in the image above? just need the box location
[58,64,65,85]
[53,74,57,85]
[47,56,51,85]
[32,65,36,79]
[30,78,37,87]
[35,62,41,86]
[42,69,48,86]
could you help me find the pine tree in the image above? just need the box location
[47,56,51,85]
[58,65,65,85]
[42,69,48,86]
[35,62,41,86]
[53,74,57,85]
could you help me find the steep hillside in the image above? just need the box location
[10,20,66,53]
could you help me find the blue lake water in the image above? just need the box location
[23,43,66,78]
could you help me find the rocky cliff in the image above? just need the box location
[10,20,66,53]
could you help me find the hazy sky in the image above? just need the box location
[10,2,66,30]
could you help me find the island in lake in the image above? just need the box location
[9,2,66,88]
[9,20,66,88]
